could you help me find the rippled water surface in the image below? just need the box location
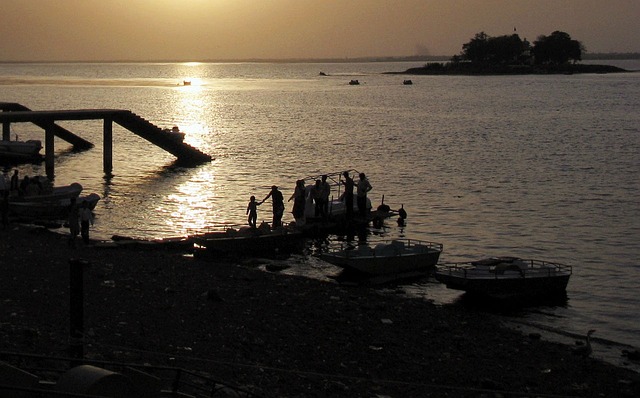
[2,61,639,353]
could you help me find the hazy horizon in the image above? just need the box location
[1,0,638,63]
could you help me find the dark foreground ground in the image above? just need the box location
[1,225,639,397]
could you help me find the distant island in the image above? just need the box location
[388,30,630,75]
[389,62,627,76]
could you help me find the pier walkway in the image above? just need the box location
[0,102,212,175]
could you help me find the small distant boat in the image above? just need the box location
[434,257,572,300]
[320,239,443,276]
[319,72,327,76]
[0,139,43,162]
[162,126,186,142]
[403,79,413,85]
[349,79,360,85]
[182,80,191,86]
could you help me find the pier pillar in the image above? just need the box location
[103,118,113,174]
[2,121,9,141]
[45,123,55,179]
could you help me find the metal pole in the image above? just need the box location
[2,120,10,141]
[45,123,55,179]
[69,258,86,360]
[103,118,113,174]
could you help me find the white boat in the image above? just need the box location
[320,239,443,276]
[162,126,186,142]
[0,139,43,161]
[434,257,572,300]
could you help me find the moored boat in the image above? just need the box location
[0,139,43,162]
[320,239,443,276]
[434,257,572,300]
[299,170,391,224]
[190,225,305,257]
[9,191,100,221]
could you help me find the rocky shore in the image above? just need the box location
[1,224,639,397]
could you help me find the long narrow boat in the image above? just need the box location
[320,239,443,276]
[434,257,572,300]
[190,226,305,257]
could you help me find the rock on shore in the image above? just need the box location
[1,225,639,397]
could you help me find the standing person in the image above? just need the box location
[341,171,355,220]
[288,180,306,224]
[79,201,94,244]
[10,169,19,193]
[260,185,285,229]
[246,195,260,228]
[320,175,331,217]
[67,197,80,247]
[356,172,372,217]
[310,179,325,218]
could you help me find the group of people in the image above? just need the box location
[247,171,372,229]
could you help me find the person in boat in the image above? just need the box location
[341,171,355,220]
[288,180,306,224]
[356,172,372,217]
[260,185,285,229]
[79,201,94,244]
[246,195,260,228]
[25,177,43,197]
[321,175,331,217]
[67,197,80,248]
[10,170,19,194]
[310,180,326,219]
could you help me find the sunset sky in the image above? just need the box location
[1,0,638,62]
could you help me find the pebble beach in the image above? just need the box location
[1,224,639,397]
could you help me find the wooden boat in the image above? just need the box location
[434,257,572,300]
[320,239,443,276]
[190,225,305,256]
[348,79,360,85]
[0,139,42,161]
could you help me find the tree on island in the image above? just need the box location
[397,29,625,75]
[532,31,584,65]
[460,32,531,65]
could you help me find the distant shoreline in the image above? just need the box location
[0,52,638,64]
[387,62,630,76]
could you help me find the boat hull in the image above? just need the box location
[0,139,43,162]
[321,239,443,276]
[191,228,305,256]
[434,258,572,300]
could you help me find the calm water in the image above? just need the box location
[1,61,639,357]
